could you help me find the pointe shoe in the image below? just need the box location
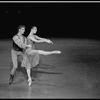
[28,80,32,86]
[28,79,32,86]
[54,51,61,54]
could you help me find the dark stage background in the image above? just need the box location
[0,3,100,40]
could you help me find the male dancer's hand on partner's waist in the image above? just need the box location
[27,44,32,48]
[22,44,31,48]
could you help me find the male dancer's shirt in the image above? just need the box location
[13,40,23,52]
[12,34,26,52]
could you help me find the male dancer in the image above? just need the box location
[9,25,31,85]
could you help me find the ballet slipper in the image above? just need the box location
[28,80,32,86]
[28,78,32,86]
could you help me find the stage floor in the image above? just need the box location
[0,38,100,98]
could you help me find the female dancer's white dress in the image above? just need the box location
[21,38,39,69]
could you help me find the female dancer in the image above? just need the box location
[21,37,61,86]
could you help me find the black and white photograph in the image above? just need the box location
[0,1,100,98]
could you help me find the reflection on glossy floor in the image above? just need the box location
[0,38,100,98]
